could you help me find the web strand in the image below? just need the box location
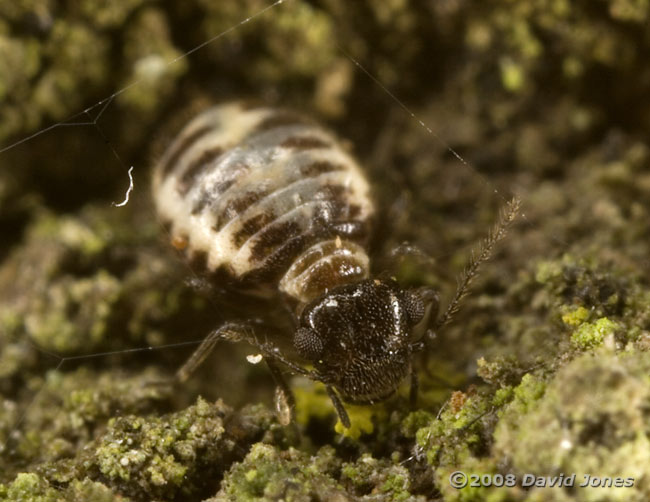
[335,42,569,249]
[0,0,290,155]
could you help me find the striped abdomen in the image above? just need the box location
[152,102,374,305]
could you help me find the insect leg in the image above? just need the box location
[176,321,250,383]
[256,345,318,380]
[412,286,439,348]
[252,341,353,428]
[175,321,336,426]
[325,385,351,428]
[265,359,295,426]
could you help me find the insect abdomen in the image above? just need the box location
[153,102,374,303]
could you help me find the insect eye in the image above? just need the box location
[294,327,324,360]
[403,292,426,325]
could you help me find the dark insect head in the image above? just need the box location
[294,278,439,404]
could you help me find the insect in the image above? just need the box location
[152,101,519,427]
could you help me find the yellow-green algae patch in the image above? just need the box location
[561,305,590,327]
[294,380,389,440]
[334,404,384,440]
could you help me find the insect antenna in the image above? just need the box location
[434,196,521,330]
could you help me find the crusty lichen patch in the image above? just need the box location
[92,397,231,499]
[0,473,124,502]
[212,443,344,502]
[494,351,650,501]
[211,443,424,502]
[0,366,173,481]
[0,397,292,501]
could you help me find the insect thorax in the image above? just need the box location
[152,102,374,305]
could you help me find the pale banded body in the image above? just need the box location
[153,102,374,306]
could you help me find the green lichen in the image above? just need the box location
[401,410,435,438]
[414,391,492,467]
[257,2,336,79]
[0,204,211,376]
[0,473,124,502]
[0,0,165,142]
[570,317,619,350]
[491,386,514,408]
[466,0,649,101]
[380,471,412,502]
[501,373,547,417]
[493,351,650,501]
[193,0,346,114]
[340,453,420,502]
[214,443,345,502]
[500,58,526,92]
[25,270,121,353]
[77,0,146,29]
[409,374,549,500]
[34,398,285,501]
[2,366,172,476]
[608,0,649,22]
[533,256,628,319]
[118,7,187,113]
[476,355,527,387]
